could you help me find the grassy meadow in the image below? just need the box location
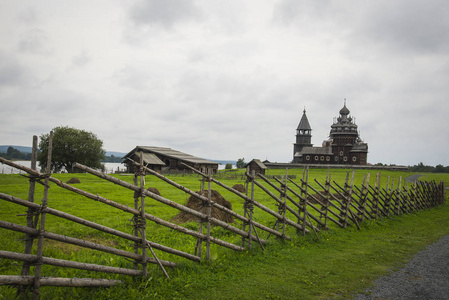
[0,167,448,299]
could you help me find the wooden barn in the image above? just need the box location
[122,146,219,174]
[246,159,267,175]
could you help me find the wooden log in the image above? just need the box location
[0,192,200,262]
[0,276,121,287]
[0,159,246,252]
[331,181,367,220]
[185,163,299,238]
[303,179,345,227]
[271,176,332,230]
[138,158,148,276]
[326,181,360,229]
[0,220,176,267]
[366,186,388,217]
[74,163,267,245]
[0,250,142,276]
[135,161,247,227]
[0,160,246,252]
[33,130,53,299]
[243,172,309,233]
[275,176,336,229]
[301,167,308,236]
[133,174,140,269]
[206,170,212,260]
[21,135,39,287]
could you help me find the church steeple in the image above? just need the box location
[293,108,313,162]
[297,108,312,133]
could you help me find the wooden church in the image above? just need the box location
[293,101,368,165]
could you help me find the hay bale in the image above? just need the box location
[67,178,80,184]
[232,184,246,193]
[134,187,161,198]
[171,190,234,224]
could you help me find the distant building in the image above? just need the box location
[123,146,219,174]
[246,159,267,175]
[293,101,368,165]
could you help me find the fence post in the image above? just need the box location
[396,177,402,216]
[206,169,212,261]
[139,155,148,277]
[133,174,140,270]
[282,169,288,238]
[32,131,53,300]
[359,173,370,222]
[195,175,205,257]
[301,166,309,236]
[321,169,331,229]
[375,172,381,218]
[18,135,38,299]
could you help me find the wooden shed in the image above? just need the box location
[246,159,267,175]
[123,146,219,174]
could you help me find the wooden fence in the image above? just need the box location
[0,135,446,299]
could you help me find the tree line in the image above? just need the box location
[0,147,32,160]
[0,147,121,163]
[409,162,449,173]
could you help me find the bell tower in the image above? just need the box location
[293,109,313,162]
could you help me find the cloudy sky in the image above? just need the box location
[1,1,448,166]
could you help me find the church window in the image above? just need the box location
[314,156,319,161]
[326,156,330,161]
[320,156,324,161]
[339,151,343,156]
[343,156,348,162]
[306,155,310,161]
[352,156,357,162]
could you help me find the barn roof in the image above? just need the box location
[123,146,218,166]
[136,152,165,165]
[247,159,267,169]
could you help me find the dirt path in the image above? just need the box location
[353,234,449,299]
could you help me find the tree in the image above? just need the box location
[38,126,105,173]
[225,163,232,170]
[236,157,246,169]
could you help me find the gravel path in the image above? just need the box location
[353,234,449,299]
[406,174,422,183]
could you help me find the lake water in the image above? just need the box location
[1,161,230,174]
[0,161,126,174]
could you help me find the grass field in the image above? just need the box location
[1,167,448,299]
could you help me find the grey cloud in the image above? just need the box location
[18,28,52,55]
[129,0,202,29]
[0,52,28,87]
[273,0,333,24]
[273,0,449,55]
[16,7,38,24]
[72,51,91,67]
[355,0,449,55]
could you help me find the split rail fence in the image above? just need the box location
[0,135,446,299]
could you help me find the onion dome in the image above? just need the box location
[339,103,350,116]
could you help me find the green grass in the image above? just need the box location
[0,168,448,299]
